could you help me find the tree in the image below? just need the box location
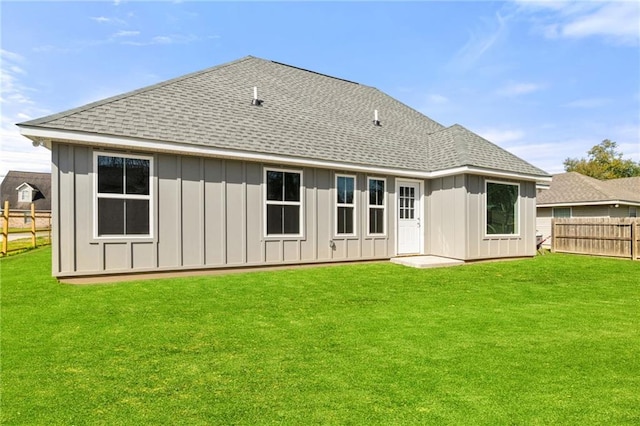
[563,139,640,180]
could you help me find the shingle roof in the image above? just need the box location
[537,172,640,205]
[18,56,548,178]
[0,171,52,211]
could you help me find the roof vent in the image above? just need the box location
[252,86,263,106]
[373,109,381,126]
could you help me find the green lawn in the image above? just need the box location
[1,248,639,424]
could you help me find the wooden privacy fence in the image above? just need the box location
[552,218,639,260]
[1,201,52,256]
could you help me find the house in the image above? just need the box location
[0,171,51,229]
[536,172,640,247]
[17,56,550,278]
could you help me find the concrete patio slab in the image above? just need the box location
[391,256,465,269]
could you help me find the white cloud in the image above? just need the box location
[113,30,140,37]
[477,128,525,144]
[517,1,640,46]
[451,12,509,70]
[90,16,110,23]
[562,98,611,108]
[427,94,449,104]
[0,50,52,180]
[496,81,545,97]
[122,34,200,46]
[90,16,126,25]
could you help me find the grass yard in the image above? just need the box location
[1,248,639,424]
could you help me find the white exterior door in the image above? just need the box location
[397,182,422,254]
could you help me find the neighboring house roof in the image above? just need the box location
[537,172,640,207]
[0,171,52,211]
[17,56,549,180]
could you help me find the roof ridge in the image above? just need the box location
[19,56,257,127]
[569,172,615,199]
[269,60,361,85]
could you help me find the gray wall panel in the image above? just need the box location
[315,169,332,260]
[428,176,467,259]
[73,146,100,272]
[265,240,281,263]
[245,163,263,264]
[225,161,245,265]
[204,159,224,266]
[51,144,60,275]
[157,155,180,268]
[104,243,128,270]
[283,240,299,262]
[181,157,204,266]
[132,242,155,269]
[57,144,75,274]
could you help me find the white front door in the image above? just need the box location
[397,182,422,255]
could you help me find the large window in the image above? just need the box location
[95,153,152,237]
[486,181,519,235]
[336,174,356,236]
[265,169,302,236]
[368,178,386,235]
[553,207,571,218]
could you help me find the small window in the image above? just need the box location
[18,189,31,202]
[95,153,152,237]
[368,178,386,235]
[553,207,571,218]
[486,181,519,235]
[630,207,637,218]
[336,175,356,236]
[265,169,303,236]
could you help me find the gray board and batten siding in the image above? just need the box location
[53,143,537,277]
[53,144,396,277]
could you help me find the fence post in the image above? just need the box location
[550,218,555,253]
[31,203,37,248]
[2,200,8,256]
[633,219,638,261]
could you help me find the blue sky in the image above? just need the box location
[1,1,639,181]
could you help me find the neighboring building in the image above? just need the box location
[0,171,51,229]
[536,172,640,247]
[17,56,550,278]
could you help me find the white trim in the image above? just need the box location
[395,178,424,255]
[334,173,357,237]
[538,200,640,208]
[19,126,551,183]
[18,188,32,202]
[367,177,387,237]
[15,182,35,191]
[93,151,154,239]
[263,167,304,238]
[485,179,520,238]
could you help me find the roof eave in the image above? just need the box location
[537,200,640,208]
[19,125,551,182]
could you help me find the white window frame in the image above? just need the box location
[367,177,387,236]
[485,180,520,237]
[93,151,154,239]
[263,167,304,238]
[553,207,572,218]
[335,174,357,237]
[18,188,31,202]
